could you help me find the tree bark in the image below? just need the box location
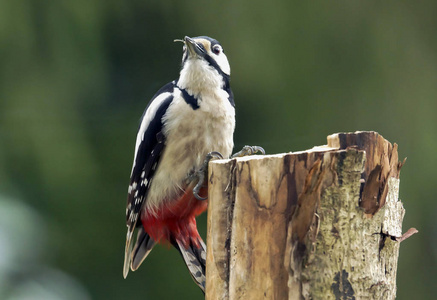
[205,131,410,300]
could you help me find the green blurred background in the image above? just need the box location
[1,1,435,299]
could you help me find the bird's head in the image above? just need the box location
[175,36,231,93]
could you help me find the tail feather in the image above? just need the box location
[132,227,156,270]
[123,227,156,278]
[173,237,207,293]
[123,232,135,279]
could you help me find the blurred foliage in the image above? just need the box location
[0,1,436,299]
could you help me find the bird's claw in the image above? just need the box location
[231,145,265,158]
[193,151,224,200]
[205,151,224,161]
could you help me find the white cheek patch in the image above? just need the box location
[215,52,230,75]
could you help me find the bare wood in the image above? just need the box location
[206,131,411,300]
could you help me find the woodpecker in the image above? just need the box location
[123,36,263,292]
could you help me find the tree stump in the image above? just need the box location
[205,131,414,300]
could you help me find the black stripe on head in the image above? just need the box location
[203,54,229,78]
[194,37,230,80]
[199,37,235,107]
[185,37,234,107]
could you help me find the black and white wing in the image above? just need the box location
[123,81,175,278]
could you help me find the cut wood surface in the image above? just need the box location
[205,131,412,300]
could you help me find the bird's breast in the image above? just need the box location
[144,90,235,213]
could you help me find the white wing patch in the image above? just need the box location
[131,91,172,175]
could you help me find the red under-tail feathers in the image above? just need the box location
[141,187,208,249]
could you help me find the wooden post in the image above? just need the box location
[205,131,415,300]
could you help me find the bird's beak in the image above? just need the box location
[184,36,204,57]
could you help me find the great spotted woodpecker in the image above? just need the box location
[123,36,263,292]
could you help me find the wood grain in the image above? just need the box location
[206,131,407,300]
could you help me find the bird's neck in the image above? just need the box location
[177,59,226,97]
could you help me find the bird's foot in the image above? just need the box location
[193,151,223,200]
[231,145,265,158]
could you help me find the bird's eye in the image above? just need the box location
[212,45,221,55]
